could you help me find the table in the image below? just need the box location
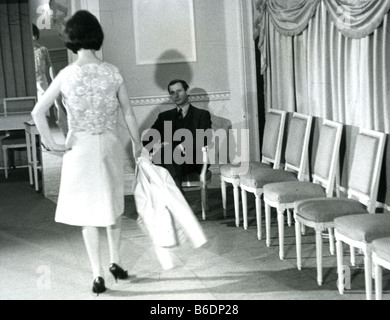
[0,113,33,131]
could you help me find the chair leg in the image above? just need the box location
[240,188,248,229]
[336,237,344,294]
[328,228,335,255]
[255,195,261,240]
[350,246,356,267]
[242,189,248,230]
[374,261,383,300]
[287,209,292,227]
[25,131,33,186]
[221,179,227,219]
[201,186,208,221]
[295,219,302,270]
[265,201,271,247]
[364,249,373,300]
[233,183,240,227]
[3,147,9,179]
[315,229,323,286]
[31,133,39,192]
[9,148,16,169]
[277,209,285,260]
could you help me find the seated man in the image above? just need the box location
[143,79,212,193]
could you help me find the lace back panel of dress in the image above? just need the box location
[61,63,123,135]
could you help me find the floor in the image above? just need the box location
[1,168,389,301]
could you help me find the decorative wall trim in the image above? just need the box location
[130,91,231,107]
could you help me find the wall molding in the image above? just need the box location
[130,91,231,107]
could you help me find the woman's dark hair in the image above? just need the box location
[63,10,104,54]
[167,79,189,93]
[32,24,40,40]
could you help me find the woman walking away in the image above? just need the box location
[31,10,142,295]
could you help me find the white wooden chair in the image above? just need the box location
[1,97,37,178]
[295,128,386,287]
[220,109,287,228]
[181,146,211,221]
[239,112,313,241]
[372,237,390,300]
[332,128,388,300]
[263,119,343,260]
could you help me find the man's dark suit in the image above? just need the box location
[143,104,212,190]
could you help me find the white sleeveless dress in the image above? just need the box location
[55,62,126,227]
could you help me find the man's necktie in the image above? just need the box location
[177,108,183,121]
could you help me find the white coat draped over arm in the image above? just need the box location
[133,158,207,268]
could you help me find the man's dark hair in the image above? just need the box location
[32,24,40,40]
[63,10,104,54]
[167,79,189,93]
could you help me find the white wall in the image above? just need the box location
[38,0,259,196]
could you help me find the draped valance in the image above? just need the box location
[254,0,390,39]
[266,0,320,36]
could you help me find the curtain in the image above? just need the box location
[324,0,390,39]
[0,0,36,101]
[255,0,390,134]
[267,0,320,36]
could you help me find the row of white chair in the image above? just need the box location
[220,109,390,300]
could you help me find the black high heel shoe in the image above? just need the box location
[109,263,129,282]
[92,277,106,296]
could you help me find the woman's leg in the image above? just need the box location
[106,217,122,265]
[82,226,103,279]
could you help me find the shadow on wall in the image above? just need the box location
[189,87,233,166]
[139,49,195,137]
[154,50,194,91]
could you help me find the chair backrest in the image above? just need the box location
[261,109,287,170]
[347,128,386,213]
[284,112,313,181]
[312,119,343,197]
[3,97,37,116]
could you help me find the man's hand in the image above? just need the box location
[152,141,169,155]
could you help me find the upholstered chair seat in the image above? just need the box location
[239,169,298,189]
[335,214,390,243]
[295,198,367,224]
[220,161,270,179]
[264,181,326,204]
[373,237,390,262]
